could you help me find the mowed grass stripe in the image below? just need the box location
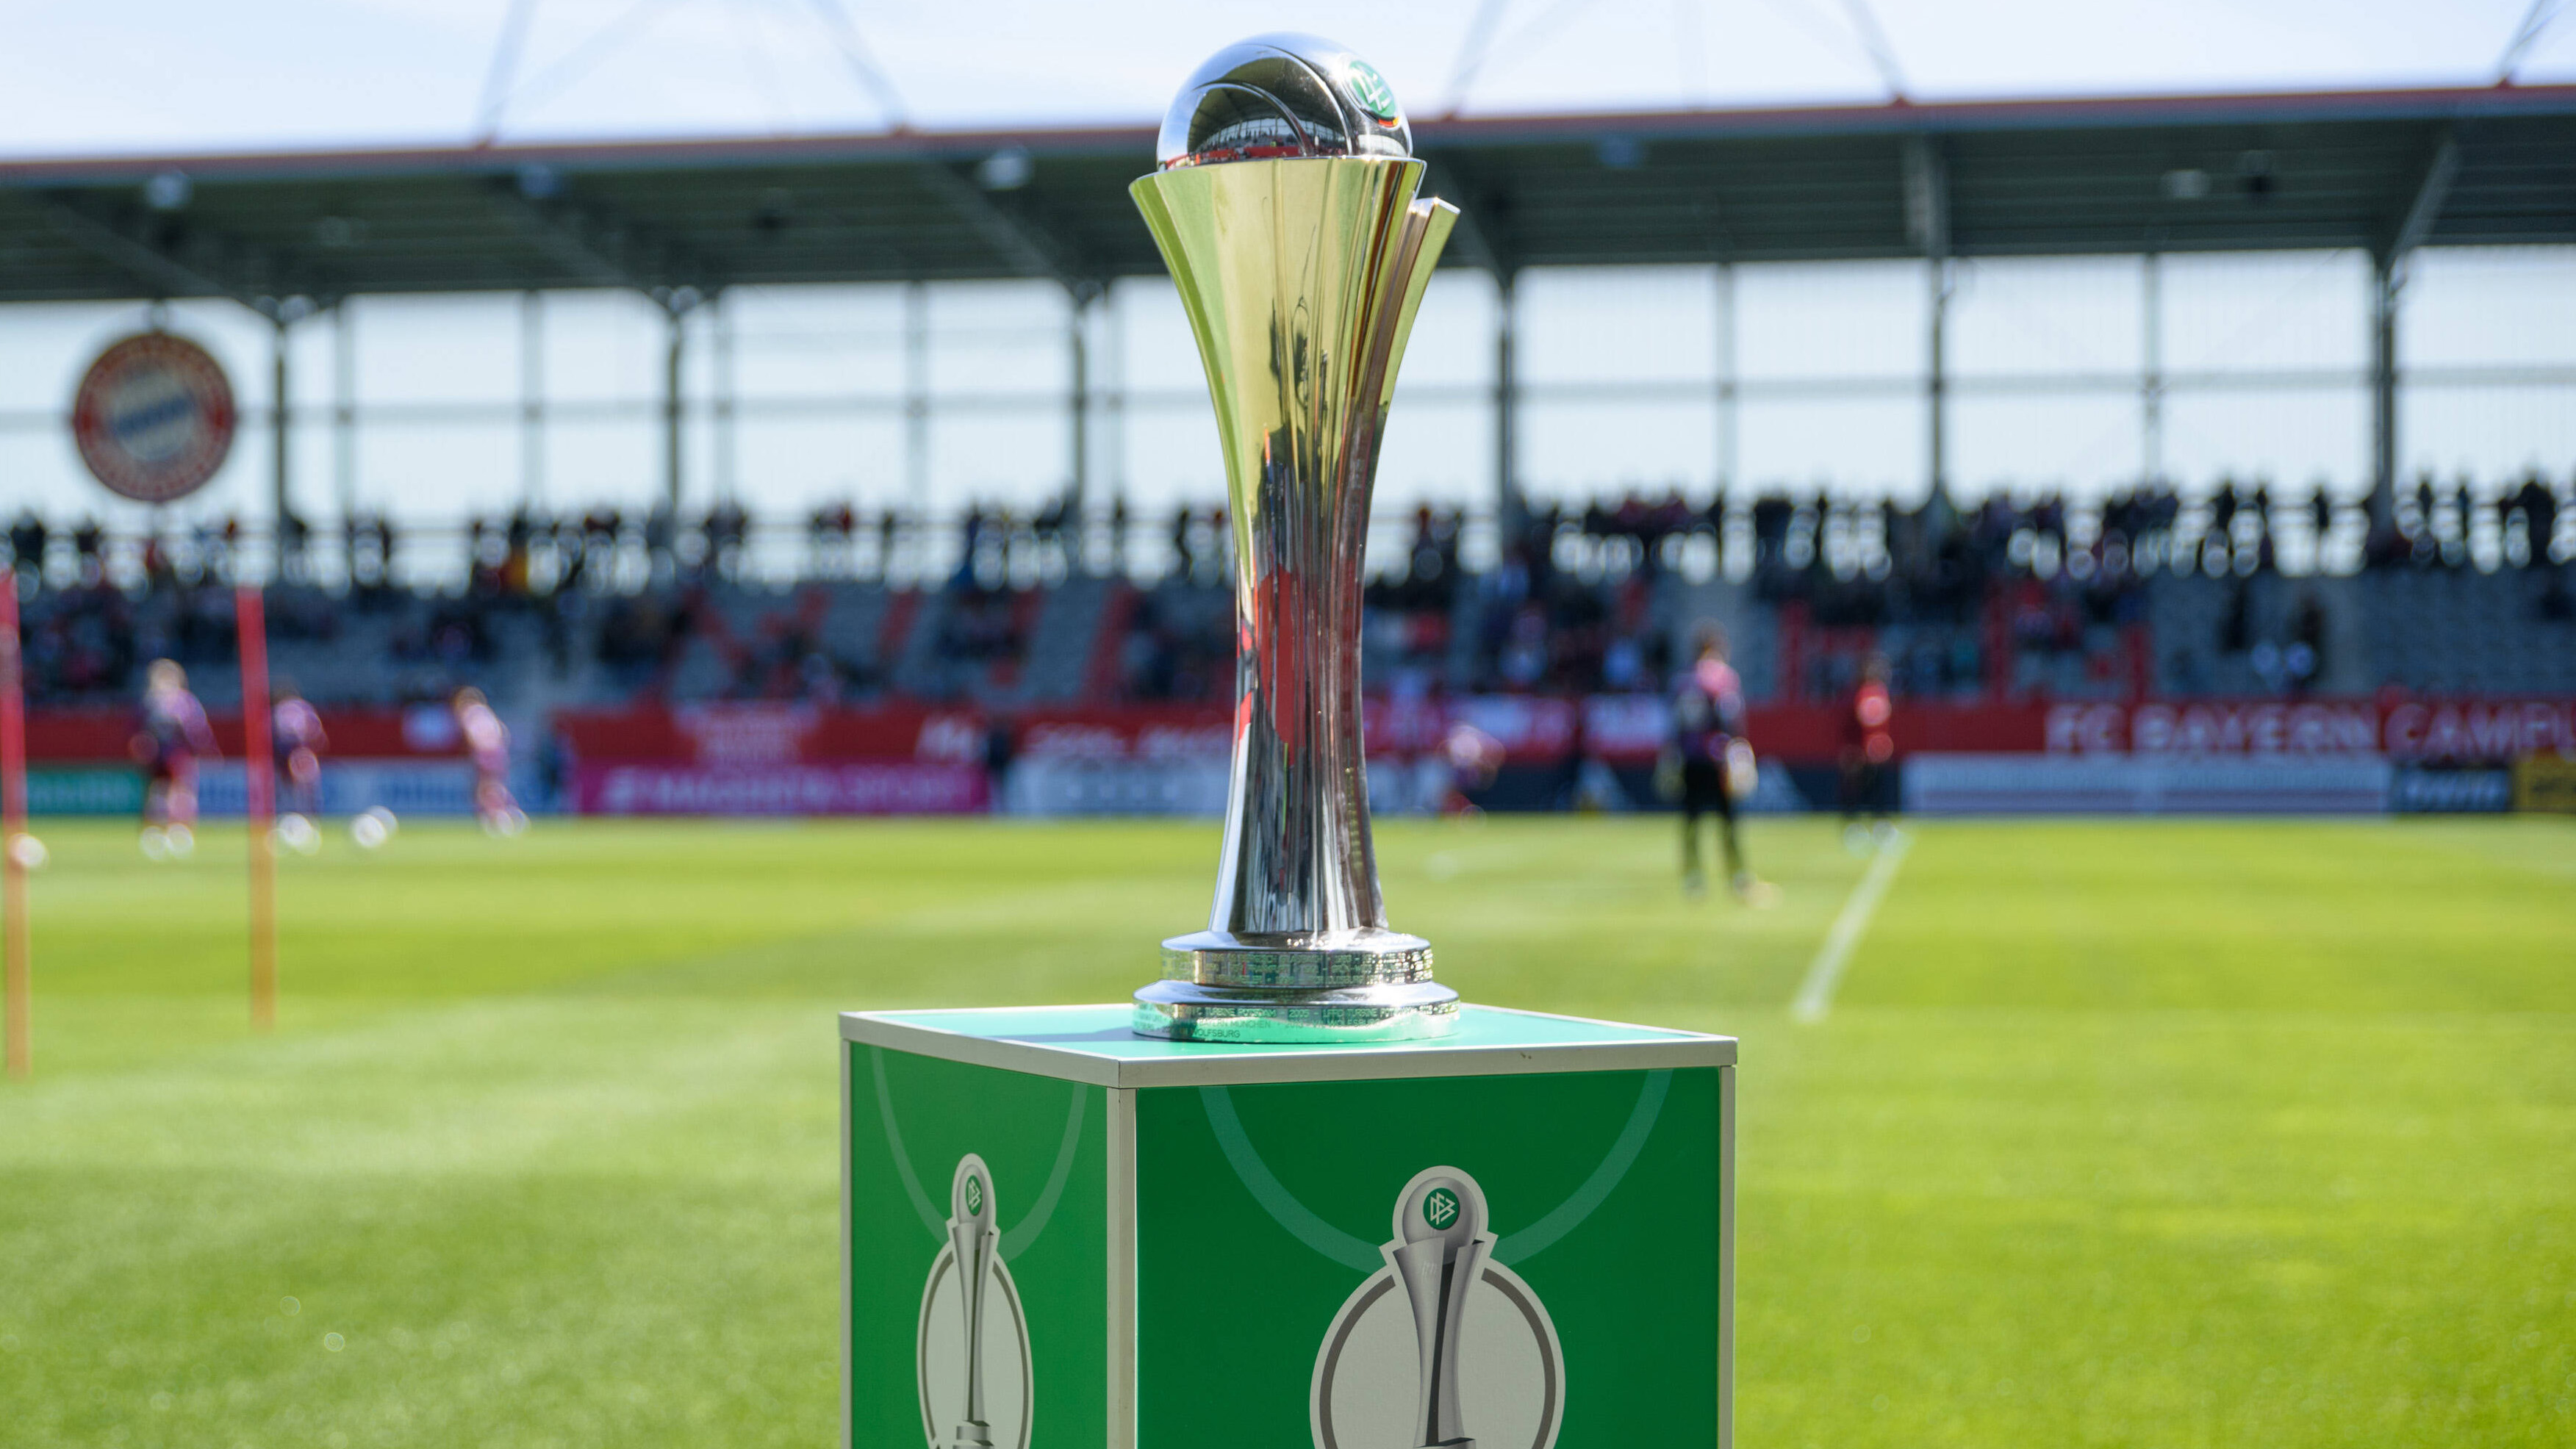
[0,816,2567,1449]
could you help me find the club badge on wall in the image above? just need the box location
[70,332,237,504]
[1312,1167,1564,1449]
[916,1154,1031,1449]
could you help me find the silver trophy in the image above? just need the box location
[1388,1169,1494,1449]
[946,1155,999,1449]
[1128,34,1463,1043]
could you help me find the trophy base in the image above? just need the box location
[1134,931,1459,1043]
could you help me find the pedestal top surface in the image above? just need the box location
[840,1003,1734,1088]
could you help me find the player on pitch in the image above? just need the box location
[1661,624,1775,905]
[132,658,216,860]
[271,680,328,854]
[452,687,525,836]
[1839,652,1898,850]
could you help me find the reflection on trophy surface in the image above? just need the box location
[947,1155,998,1449]
[1127,33,1465,1043]
[1389,1169,1494,1449]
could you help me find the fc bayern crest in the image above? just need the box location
[71,333,237,503]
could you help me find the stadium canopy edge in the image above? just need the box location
[0,83,2569,301]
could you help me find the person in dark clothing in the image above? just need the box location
[1839,652,1897,844]
[2514,473,2559,565]
[983,718,1018,815]
[1662,623,1773,905]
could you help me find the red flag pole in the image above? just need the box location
[1,566,31,1079]
[236,585,276,1033]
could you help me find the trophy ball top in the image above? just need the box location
[1157,33,1413,170]
[1397,1169,1485,1250]
[951,1154,995,1230]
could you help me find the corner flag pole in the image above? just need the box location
[236,585,277,1033]
[1,566,30,1079]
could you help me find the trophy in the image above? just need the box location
[1128,34,1463,1043]
[1388,1170,1493,1449]
[945,1155,999,1449]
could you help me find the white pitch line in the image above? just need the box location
[1790,830,1912,1024]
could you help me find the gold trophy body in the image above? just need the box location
[1129,36,1463,1042]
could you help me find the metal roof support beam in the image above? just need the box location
[1494,270,1524,543]
[1713,262,1737,503]
[1419,154,1523,536]
[332,302,358,533]
[484,179,712,298]
[2369,131,2460,527]
[269,320,290,581]
[663,303,686,519]
[1906,137,1953,503]
[1419,154,1514,276]
[2142,253,2164,489]
[713,291,737,503]
[905,281,930,525]
[1448,199,1510,276]
[257,304,324,579]
[2370,257,2401,533]
[2386,130,2461,279]
[912,161,1096,299]
[42,197,320,317]
[1067,288,1092,549]
[519,291,545,510]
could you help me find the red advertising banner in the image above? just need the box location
[569,761,988,816]
[554,702,985,766]
[2043,697,2576,761]
[1011,705,1233,761]
[36,691,2560,783]
[22,705,454,762]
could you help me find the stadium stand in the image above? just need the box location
[11,472,2572,719]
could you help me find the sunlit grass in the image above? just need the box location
[0,815,2569,1446]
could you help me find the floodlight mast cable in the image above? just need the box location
[803,0,911,129]
[475,0,543,144]
[499,0,697,137]
[1446,0,1630,116]
[471,0,908,143]
[1443,0,1516,117]
[1837,0,1909,101]
[2497,0,2567,84]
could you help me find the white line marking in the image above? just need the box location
[1791,830,1912,1024]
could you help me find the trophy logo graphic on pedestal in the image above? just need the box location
[1127,34,1465,1043]
[916,1154,1032,1449]
[1391,1173,1491,1449]
[1312,1167,1564,1449]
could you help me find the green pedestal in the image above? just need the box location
[842,1004,1736,1449]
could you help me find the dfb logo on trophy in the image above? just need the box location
[914,1154,1031,1449]
[1311,1167,1565,1449]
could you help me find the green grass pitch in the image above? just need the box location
[0,814,2570,1447]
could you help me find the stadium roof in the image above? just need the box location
[1,82,2572,306]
